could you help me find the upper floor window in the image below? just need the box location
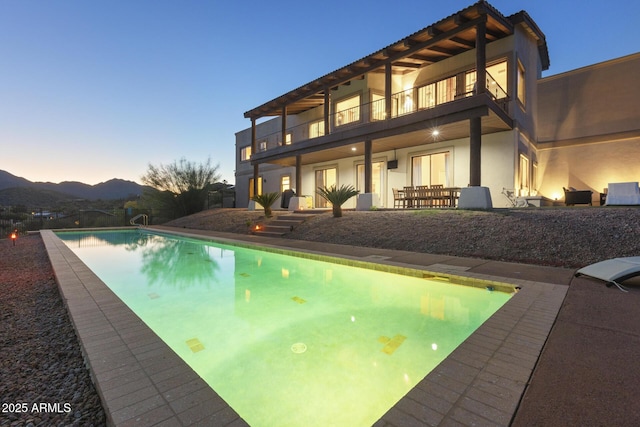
[335,94,360,126]
[393,89,414,117]
[464,60,507,99]
[487,61,507,99]
[436,77,456,105]
[279,133,292,146]
[259,141,267,152]
[240,146,252,161]
[417,76,455,109]
[371,93,386,121]
[309,120,325,138]
[517,60,526,107]
[418,83,436,109]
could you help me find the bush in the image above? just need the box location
[316,184,359,217]
[252,192,280,217]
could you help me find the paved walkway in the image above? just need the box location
[40,227,640,426]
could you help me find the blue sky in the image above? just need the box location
[1,0,638,186]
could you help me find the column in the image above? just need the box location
[458,14,492,209]
[295,155,302,195]
[385,62,392,120]
[469,117,481,186]
[357,139,378,210]
[364,140,372,194]
[469,15,486,186]
[251,118,259,197]
[324,90,330,135]
[281,106,287,145]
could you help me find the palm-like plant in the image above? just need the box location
[316,184,359,217]
[252,192,280,218]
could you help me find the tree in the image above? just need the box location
[316,184,359,217]
[141,157,221,218]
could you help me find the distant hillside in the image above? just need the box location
[0,170,148,206]
[0,186,77,207]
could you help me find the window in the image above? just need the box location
[417,77,456,109]
[335,94,360,126]
[465,71,476,96]
[532,162,538,195]
[240,146,252,161]
[259,141,267,152]
[487,61,507,99]
[248,177,263,198]
[411,152,450,187]
[519,154,529,196]
[281,175,291,193]
[309,120,325,138]
[315,167,337,208]
[418,83,436,109]
[391,89,414,117]
[356,162,384,205]
[517,60,526,106]
[280,133,292,146]
[464,60,507,99]
[436,77,456,105]
[371,93,385,121]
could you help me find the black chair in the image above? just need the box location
[563,187,593,206]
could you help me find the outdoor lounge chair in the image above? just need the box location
[605,182,640,205]
[563,187,593,206]
[575,257,640,292]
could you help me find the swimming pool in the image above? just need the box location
[56,229,512,426]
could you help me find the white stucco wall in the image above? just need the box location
[537,137,640,202]
[536,53,640,203]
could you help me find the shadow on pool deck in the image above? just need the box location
[42,226,640,425]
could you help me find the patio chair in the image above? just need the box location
[392,188,406,209]
[605,182,640,205]
[563,187,593,206]
[415,185,432,208]
[403,186,417,208]
[430,184,445,207]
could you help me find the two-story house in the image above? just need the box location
[235,0,639,209]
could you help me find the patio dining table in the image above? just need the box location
[399,186,461,208]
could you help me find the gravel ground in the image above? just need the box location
[0,235,106,427]
[168,206,640,268]
[2,206,639,427]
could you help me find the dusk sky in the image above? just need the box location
[1,0,638,186]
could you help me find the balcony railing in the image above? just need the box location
[248,71,509,157]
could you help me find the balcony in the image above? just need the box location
[249,72,511,167]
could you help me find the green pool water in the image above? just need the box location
[57,229,511,426]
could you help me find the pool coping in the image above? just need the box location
[41,227,569,426]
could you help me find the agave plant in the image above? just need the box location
[316,184,359,217]
[251,192,280,218]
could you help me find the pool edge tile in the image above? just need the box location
[41,230,248,427]
[42,228,568,427]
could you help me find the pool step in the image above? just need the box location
[254,213,314,237]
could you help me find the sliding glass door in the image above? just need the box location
[411,152,450,187]
[315,168,337,208]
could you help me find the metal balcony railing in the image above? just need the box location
[248,71,510,157]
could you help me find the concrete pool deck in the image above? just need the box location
[40,226,635,426]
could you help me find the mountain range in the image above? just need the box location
[0,170,148,206]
